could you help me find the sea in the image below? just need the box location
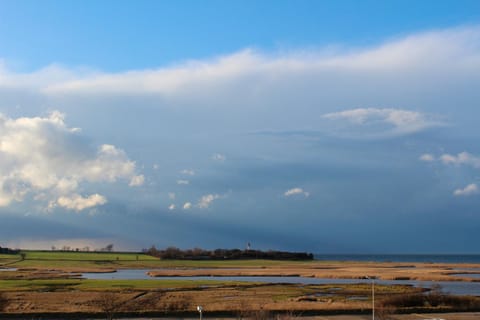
[314,254,480,264]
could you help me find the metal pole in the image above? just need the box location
[366,276,375,320]
[197,305,203,320]
[372,278,375,320]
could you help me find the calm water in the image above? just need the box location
[81,255,480,297]
[314,254,480,263]
[81,269,480,296]
[452,273,480,279]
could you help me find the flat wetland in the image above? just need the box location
[1,251,480,318]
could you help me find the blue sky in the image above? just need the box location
[1,1,480,253]
[2,0,480,71]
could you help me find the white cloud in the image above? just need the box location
[440,152,480,168]
[55,193,107,211]
[0,25,475,109]
[197,194,221,209]
[168,192,176,200]
[419,153,435,162]
[453,183,479,197]
[153,164,160,170]
[419,151,480,167]
[129,175,145,186]
[183,202,192,210]
[0,112,143,211]
[284,188,310,198]
[323,108,443,135]
[28,26,478,98]
[180,169,195,175]
[177,179,190,185]
[168,204,175,210]
[421,151,480,197]
[212,153,226,162]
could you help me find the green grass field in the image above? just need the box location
[1,251,158,269]
[20,250,158,261]
[0,253,21,264]
[0,278,256,291]
[1,250,313,269]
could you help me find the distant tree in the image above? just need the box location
[51,246,56,251]
[145,245,159,256]
[19,252,26,261]
[163,246,181,259]
[105,244,114,252]
[144,246,313,261]
[192,247,204,256]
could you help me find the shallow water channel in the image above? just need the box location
[81,269,480,296]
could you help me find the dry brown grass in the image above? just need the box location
[0,291,8,312]
[5,282,474,317]
[148,261,480,282]
[0,285,373,315]
[2,260,480,317]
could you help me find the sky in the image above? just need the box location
[1,0,480,253]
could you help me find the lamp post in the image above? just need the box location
[197,305,203,320]
[366,276,375,320]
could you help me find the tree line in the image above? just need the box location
[0,246,19,254]
[144,246,314,260]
